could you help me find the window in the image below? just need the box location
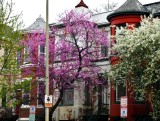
[116,81,126,101]
[37,81,45,106]
[101,45,108,57]
[134,77,144,102]
[22,79,31,106]
[102,86,107,105]
[84,80,91,105]
[38,45,45,64]
[61,89,74,106]
[17,51,22,67]
[111,23,126,56]
[24,46,31,64]
[39,45,45,56]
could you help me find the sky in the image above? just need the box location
[12,0,160,28]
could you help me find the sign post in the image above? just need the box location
[120,96,127,118]
[45,0,49,120]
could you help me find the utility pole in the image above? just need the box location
[45,0,49,121]
[108,0,109,11]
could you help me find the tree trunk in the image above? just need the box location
[49,89,63,121]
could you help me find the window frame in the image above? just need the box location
[39,44,45,56]
[24,46,31,64]
[21,78,31,108]
[61,88,74,106]
[101,45,108,57]
[37,78,45,107]
[84,80,91,106]
[115,80,127,102]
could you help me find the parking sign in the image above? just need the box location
[120,96,128,118]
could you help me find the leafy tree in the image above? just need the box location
[0,0,23,109]
[109,16,160,120]
[23,10,108,120]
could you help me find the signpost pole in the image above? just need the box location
[45,0,49,121]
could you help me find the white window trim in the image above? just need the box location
[21,104,30,108]
[38,44,46,64]
[102,87,107,104]
[38,44,46,56]
[18,118,29,120]
[23,47,31,64]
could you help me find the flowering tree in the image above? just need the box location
[109,16,160,120]
[23,10,108,120]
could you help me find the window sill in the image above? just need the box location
[21,105,30,108]
[37,105,44,108]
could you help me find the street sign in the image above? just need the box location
[45,95,53,107]
[30,105,36,114]
[121,96,127,107]
[121,108,127,118]
[120,96,128,118]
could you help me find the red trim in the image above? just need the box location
[110,15,141,25]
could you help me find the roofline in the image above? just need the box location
[92,10,114,16]
[97,23,110,27]
[143,1,160,6]
[49,23,64,28]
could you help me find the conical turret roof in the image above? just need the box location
[107,0,150,21]
[75,0,88,8]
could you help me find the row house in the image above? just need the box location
[16,0,160,121]
[16,15,47,121]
